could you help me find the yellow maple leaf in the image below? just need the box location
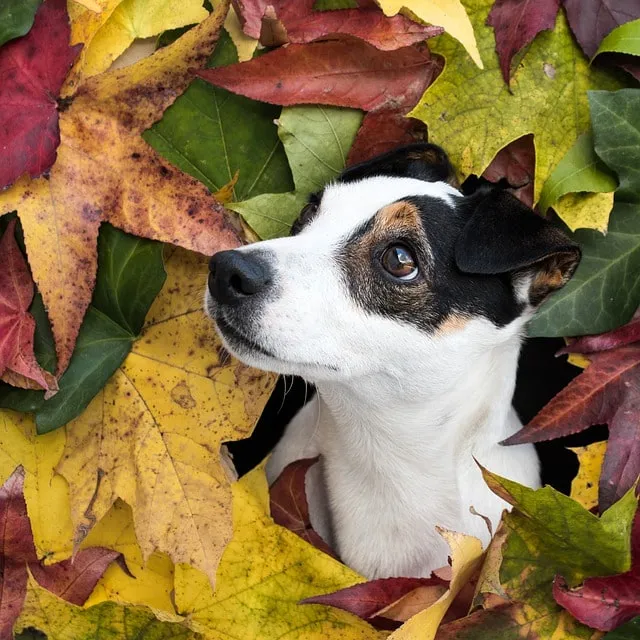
[64,0,209,93]
[554,191,615,234]
[389,529,484,640]
[0,0,241,374]
[57,247,275,588]
[224,6,258,62]
[175,465,383,639]
[569,441,607,511]
[410,0,621,205]
[376,0,481,67]
[0,410,73,563]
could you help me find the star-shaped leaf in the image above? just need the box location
[0,1,241,374]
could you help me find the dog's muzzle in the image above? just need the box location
[208,249,271,305]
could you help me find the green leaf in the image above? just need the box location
[34,308,133,434]
[15,573,200,640]
[596,19,640,58]
[313,0,359,9]
[482,469,637,602]
[529,89,640,337]
[143,29,293,201]
[92,224,165,335]
[538,132,617,217]
[603,617,640,639]
[0,0,41,47]
[231,106,362,239]
[0,225,166,433]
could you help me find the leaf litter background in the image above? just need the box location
[1,0,640,638]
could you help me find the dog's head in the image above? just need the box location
[205,144,580,385]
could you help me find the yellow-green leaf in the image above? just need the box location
[14,572,198,640]
[175,465,383,640]
[410,0,621,205]
[376,0,481,67]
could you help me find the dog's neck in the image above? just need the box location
[314,327,524,473]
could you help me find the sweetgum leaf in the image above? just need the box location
[0,0,81,189]
[0,0,41,47]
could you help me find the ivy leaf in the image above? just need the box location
[603,618,640,639]
[529,89,640,338]
[0,0,81,189]
[0,0,41,47]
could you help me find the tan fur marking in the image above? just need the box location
[437,314,470,335]
[374,201,422,235]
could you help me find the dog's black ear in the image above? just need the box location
[339,143,455,185]
[455,187,581,305]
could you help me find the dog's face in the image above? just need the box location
[205,144,580,386]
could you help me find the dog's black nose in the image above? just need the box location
[208,250,270,304]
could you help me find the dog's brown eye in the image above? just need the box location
[381,245,418,280]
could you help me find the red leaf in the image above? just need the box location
[563,0,640,59]
[559,313,640,354]
[347,112,429,166]
[486,0,560,85]
[503,344,640,511]
[232,0,441,50]
[553,514,640,631]
[0,467,118,637]
[196,38,436,112]
[0,220,57,395]
[0,0,82,190]
[301,576,447,620]
[269,457,337,558]
[482,135,535,207]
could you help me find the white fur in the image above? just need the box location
[207,176,540,579]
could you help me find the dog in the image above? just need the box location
[205,144,581,579]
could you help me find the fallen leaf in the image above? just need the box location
[0,0,41,47]
[230,105,363,239]
[232,0,441,50]
[0,410,72,563]
[471,520,510,609]
[0,0,241,374]
[595,18,640,66]
[486,0,560,84]
[481,135,535,207]
[388,530,484,640]
[63,0,209,91]
[0,0,81,189]
[0,224,166,433]
[174,465,382,639]
[481,468,637,637]
[303,576,448,621]
[0,467,118,638]
[375,0,482,67]
[570,442,608,510]
[554,191,616,234]
[410,0,620,206]
[143,27,293,207]
[563,0,640,59]
[269,458,336,557]
[538,131,618,230]
[196,37,436,112]
[224,6,258,61]
[504,340,640,511]
[528,89,640,338]
[14,572,199,640]
[553,513,640,631]
[561,313,640,354]
[604,617,640,639]
[347,112,429,166]
[57,247,275,588]
[0,221,56,395]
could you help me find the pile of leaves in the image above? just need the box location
[0,0,639,637]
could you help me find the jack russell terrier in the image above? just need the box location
[205,144,581,579]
